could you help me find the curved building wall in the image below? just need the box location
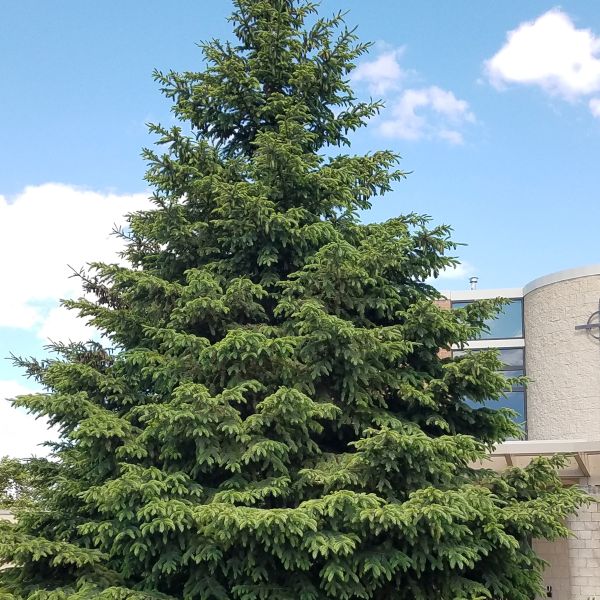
[524,268,600,440]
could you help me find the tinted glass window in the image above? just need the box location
[465,391,525,425]
[453,348,526,429]
[503,370,525,391]
[452,348,523,370]
[497,348,524,369]
[452,299,523,339]
[502,391,526,421]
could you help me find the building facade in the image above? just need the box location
[446,265,600,600]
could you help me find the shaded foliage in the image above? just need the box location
[0,457,50,512]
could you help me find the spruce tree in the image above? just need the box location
[0,1,587,598]
[0,458,44,512]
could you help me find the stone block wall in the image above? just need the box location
[534,536,571,599]
[567,496,600,600]
[535,494,600,600]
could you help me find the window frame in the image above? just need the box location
[451,297,525,341]
[451,345,527,437]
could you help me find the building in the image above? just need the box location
[445,264,600,600]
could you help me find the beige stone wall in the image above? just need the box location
[534,536,571,599]
[524,274,600,440]
[566,496,600,600]
[0,510,15,571]
[534,494,600,600]
[434,298,452,359]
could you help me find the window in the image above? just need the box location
[495,348,524,371]
[452,347,526,428]
[453,347,523,373]
[501,391,526,420]
[452,299,523,340]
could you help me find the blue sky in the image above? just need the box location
[1,1,600,455]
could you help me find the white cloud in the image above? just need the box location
[352,47,405,95]
[425,262,475,289]
[0,380,58,458]
[436,262,475,281]
[485,8,600,109]
[0,183,150,337]
[353,47,475,144]
[437,129,465,145]
[37,305,97,343]
[378,86,475,143]
[590,97,600,118]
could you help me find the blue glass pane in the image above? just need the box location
[497,348,524,370]
[503,369,524,379]
[452,348,523,370]
[466,391,526,426]
[500,391,526,422]
[503,369,525,391]
[453,299,523,339]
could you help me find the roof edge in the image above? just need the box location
[441,288,523,301]
[524,264,600,296]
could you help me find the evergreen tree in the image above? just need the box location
[0,457,47,513]
[0,1,586,598]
